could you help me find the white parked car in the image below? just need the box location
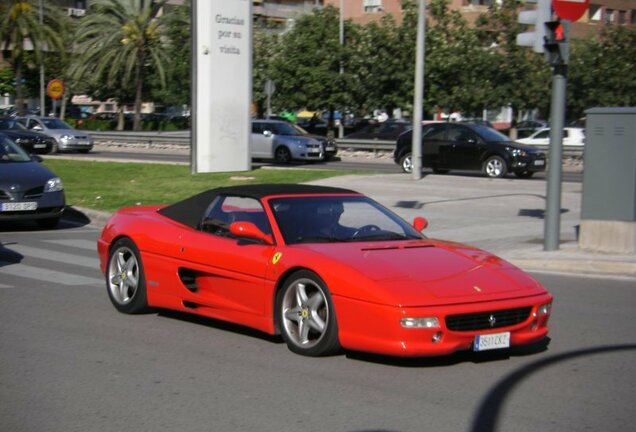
[18,116,94,153]
[516,127,585,147]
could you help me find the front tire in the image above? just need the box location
[399,152,413,173]
[106,238,149,314]
[274,146,292,164]
[483,155,507,178]
[278,270,340,357]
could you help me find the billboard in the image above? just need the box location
[192,0,252,173]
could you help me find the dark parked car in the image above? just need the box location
[0,133,65,228]
[394,122,546,178]
[0,117,56,154]
[344,120,412,141]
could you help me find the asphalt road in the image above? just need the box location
[49,148,585,182]
[1,219,633,432]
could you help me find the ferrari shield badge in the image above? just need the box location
[272,252,282,265]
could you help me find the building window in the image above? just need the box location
[631,10,636,24]
[363,0,383,13]
[605,9,615,23]
[618,10,626,24]
[589,4,602,21]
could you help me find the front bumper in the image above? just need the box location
[0,190,66,222]
[333,293,552,357]
[58,138,94,152]
[511,154,547,172]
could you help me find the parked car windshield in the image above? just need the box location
[0,136,31,162]
[268,195,423,244]
[0,118,28,130]
[472,125,511,142]
[271,122,309,136]
[41,118,73,129]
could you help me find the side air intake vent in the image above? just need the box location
[178,268,198,292]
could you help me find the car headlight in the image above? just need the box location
[45,177,63,192]
[535,303,552,317]
[61,134,74,141]
[400,317,440,329]
[510,148,528,157]
[295,141,306,149]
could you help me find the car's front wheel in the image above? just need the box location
[399,152,413,173]
[483,155,507,178]
[106,238,149,314]
[278,270,340,356]
[274,146,292,164]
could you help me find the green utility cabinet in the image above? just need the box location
[580,107,636,253]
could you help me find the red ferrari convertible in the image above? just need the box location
[97,184,552,357]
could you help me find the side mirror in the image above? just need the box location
[229,221,274,245]
[31,154,43,163]
[32,125,43,131]
[412,217,428,232]
[263,130,273,138]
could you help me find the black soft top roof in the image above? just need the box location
[157,183,358,229]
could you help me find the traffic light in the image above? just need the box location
[544,20,570,65]
[516,0,552,53]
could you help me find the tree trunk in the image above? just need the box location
[15,58,24,116]
[133,53,144,132]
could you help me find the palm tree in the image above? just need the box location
[0,0,65,115]
[71,0,173,131]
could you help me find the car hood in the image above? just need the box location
[0,161,55,189]
[298,239,545,307]
[43,128,91,137]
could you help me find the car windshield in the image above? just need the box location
[41,118,72,129]
[268,195,423,244]
[473,125,511,142]
[0,118,28,130]
[272,122,308,136]
[0,136,31,162]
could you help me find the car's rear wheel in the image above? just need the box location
[483,155,507,178]
[278,270,340,356]
[399,152,413,173]
[106,238,149,314]
[274,146,292,164]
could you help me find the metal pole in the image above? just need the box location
[190,0,198,174]
[39,0,45,116]
[544,63,566,251]
[411,0,426,180]
[338,0,344,139]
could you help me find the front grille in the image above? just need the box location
[446,307,532,331]
[24,186,44,199]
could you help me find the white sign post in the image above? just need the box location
[192,0,252,173]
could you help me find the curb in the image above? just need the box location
[509,258,636,277]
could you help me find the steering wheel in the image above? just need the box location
[351,224,381,238]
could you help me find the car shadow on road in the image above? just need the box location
[0,241,23,267]
[0,207,91,232]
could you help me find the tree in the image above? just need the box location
[271,6,354,121]
[253,26,281,117]
[70,0,173,131]
[0,0,65,115]
[568,24,636,119]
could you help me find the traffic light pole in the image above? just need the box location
[544,63,567,251]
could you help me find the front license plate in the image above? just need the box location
[1,202,38,212]
[474,332,510,352]
[534,160,545,166]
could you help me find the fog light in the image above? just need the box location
[531,320,538,331]
[534,303,552,317]
[432,332,443,343]
[400,317,440,329]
